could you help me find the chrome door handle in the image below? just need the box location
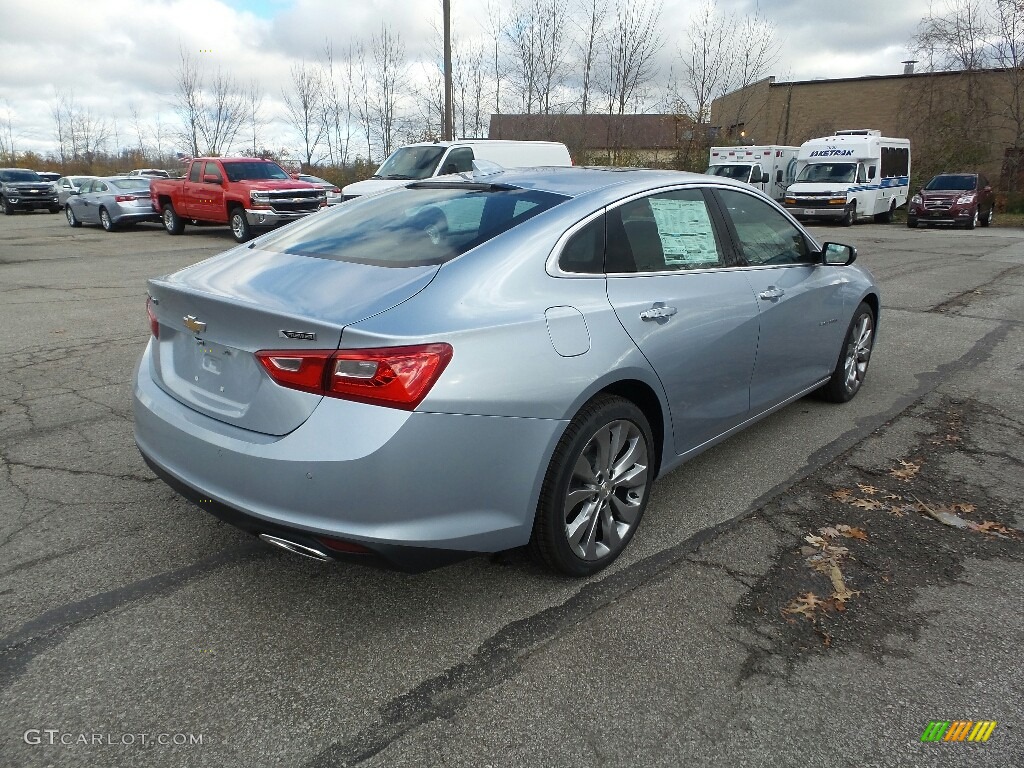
[758,287,785,301]
[639,305,678,321]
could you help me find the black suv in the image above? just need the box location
[907,172,995,230]
[0,168,60,215]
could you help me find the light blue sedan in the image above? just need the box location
[134,167,879,575]
[65,176,159,231]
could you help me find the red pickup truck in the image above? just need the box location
[150,158,327,242]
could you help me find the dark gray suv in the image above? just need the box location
[0,168,60,214]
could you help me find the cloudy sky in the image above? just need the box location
[0,0,926,163]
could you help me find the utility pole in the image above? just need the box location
[443,0,454,140]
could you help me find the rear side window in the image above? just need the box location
[257,185,569,267]
[559,216,605,274]
[110,179,151,191]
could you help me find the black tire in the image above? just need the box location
[163,203,185,235]
[979,206,993,227]
[65,205,81,228]
[229,206,252,243]
[49,206,61,214]
[529,395,655,576]
[907,218,918,229]
[99,207,116,232]
[842,200,856,227]
[1,197,14,215]
[818,302,875,403]
[965,207,978,230]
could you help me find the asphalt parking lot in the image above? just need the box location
[1,211,1022,767]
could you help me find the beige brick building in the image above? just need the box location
[710,69,1024,187]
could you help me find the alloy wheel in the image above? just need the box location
[562,419,649,561]
[843,313,873,394]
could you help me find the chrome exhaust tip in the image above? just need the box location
[258,533,330,561]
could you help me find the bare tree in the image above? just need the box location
[320,42,355,166]
[605,0,664,115]
[173,47,203,157]
[245,80,266,157]
[506,0,541,113]
[536,0,569,113]
[576,0,607,114]
[485,1,507,114]
[369,24,407,158]
[283,61,325,166]
[675,1,729,126]
[0,98,15,165]
[355,43,374,160]
[198,68,245,156]
[992,0,1024,189]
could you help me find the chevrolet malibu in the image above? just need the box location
[134,168,879,576]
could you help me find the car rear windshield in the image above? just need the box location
[110,178,152,190]
[924,174,977,191]
[222,161,291,182]
[257,184,569,267]
[0,170,42,182]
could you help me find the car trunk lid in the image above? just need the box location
[147,246,439,435]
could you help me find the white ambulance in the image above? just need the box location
[342,140,573,199]
[705,145,799,201]
[783,129,911,225]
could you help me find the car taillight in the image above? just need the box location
[255,344,453,410]
[146,296,159,338]
[115,194,138,202]
[331,187,341,193]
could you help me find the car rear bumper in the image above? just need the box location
[132,343,563,569]
[113,210,160,224]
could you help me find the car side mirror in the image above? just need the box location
[822,242,857,266]
[203,174,221,184]
[868,165,877,179]
[775,170,783,183]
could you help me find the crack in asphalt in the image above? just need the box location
[928,264,1021,313]
[302,319,1016,768]
[0,542,266,693]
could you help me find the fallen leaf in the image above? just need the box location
[818,526,841,539]
[883,493,902,501]
[831,489,854,501]
[851,498,884,510]
[951,503,977,514]
[783,592,827,621]
[971,521,1019,538]
[890,459,921,481]
[857,483,880,495]
[804,534,829,548]
[836,524,869,541]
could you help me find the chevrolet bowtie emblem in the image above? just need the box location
[183,315,207,334]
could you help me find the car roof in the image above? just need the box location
[416,165,750,199]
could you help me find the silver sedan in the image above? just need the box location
[65,176,159,231]
[56,175,97,207]
[134,168,879,575]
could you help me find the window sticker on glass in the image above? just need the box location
[648,198,719,266]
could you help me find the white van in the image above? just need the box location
[342,140,573,199]
[705,145,799,201]
[783,129,911,225]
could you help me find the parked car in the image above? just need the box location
[150,157,326,242]
[0,168,60,214]
[35,171,62,183]
[135,168,879,576]
[56,175,98,207]
[128,168,170,178]
[296,173,342,205]
[907,172,995,229]
[65,176,159,231]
